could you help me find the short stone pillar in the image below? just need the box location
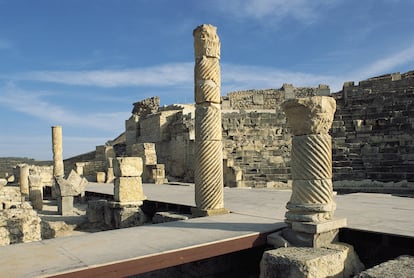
[111,157,147,228]
[28,175,43,210]
[51,126,64,178]
[192,24,227,217]
[19,164,30,196]
[55,170,88,216]
[280,96,345,247]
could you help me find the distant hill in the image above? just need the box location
[0,157,52,176]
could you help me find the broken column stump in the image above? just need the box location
[55,170,88,216]
[110,157,147,228]
[28,175,43,210]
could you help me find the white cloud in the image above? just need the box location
[0,83,129,132]
[216,0,341,24]
[15,63,193,88]
[221,63,344,92]
[355,43,414,78]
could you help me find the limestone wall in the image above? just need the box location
[331,71,414,183]
[58,71,414,190]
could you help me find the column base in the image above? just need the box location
[268,218,347,248]
[191,207,229,217]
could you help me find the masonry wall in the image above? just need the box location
[331,71,414,182]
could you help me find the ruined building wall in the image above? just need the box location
[125,102,196,182]
[331,71,414,183]
[59,71,413,189]
[221,85,328,188]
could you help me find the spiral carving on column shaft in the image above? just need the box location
[195,83,221,104]
[288,179,334,208]
[291,134,332,180]
[195,105,222,141]
[194,140,224,209]
[195,57,220,85]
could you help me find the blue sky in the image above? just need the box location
[0,0,413,160]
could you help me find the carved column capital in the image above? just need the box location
[282,96,336,135]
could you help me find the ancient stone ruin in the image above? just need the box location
[261,95,363,277]
[192,24,227,216]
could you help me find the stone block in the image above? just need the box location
[113,157,143,177]
[355,255,413,278]
[282,227,339,248]
[29,187,43,210]
[113,206,147,228]
[57,196,74,216]
[106,167,115,183]
[131,143,157,165]
[113,177,146,203]
[260,243,364,278]
[292,218,346,234]
[86,199,106,223]
[96,172,106,183]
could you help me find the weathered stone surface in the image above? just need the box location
[194,140,224,211]
[28,175,43,210]
[132,96,160,117]
[106,167,115,183]
[193,23,226,215]
[152,211,190,224]
[113,206,147,228]
[144,164,166,184]
[96,172,106,183]
[282,96,336,136]
[113,177,146,203]
[0,207,42,246]
[18,164,29,195]
[291,135,332,179]
[356,255,414,278]
[113,157,143,177]
[0,178,6,189]
[130,143,157,165]
[195,104,222,141]
[57,196,74,216]
[193,24,220,59]
[86,199,107,223]
[56,170,88,196]
[282,227,339,248]
[41,220,77,239]
[260,243,364,278]
[292,218,346,234]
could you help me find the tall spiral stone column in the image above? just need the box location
[192,24,227,216]
[52,126,64,178]
[280,96,346,247]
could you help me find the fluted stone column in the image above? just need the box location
[192,24,227,216]
[282,96,336,222]
[52,126,64,178]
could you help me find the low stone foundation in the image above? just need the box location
[260,243,364,278]
[0,203,41,246]
[356,255,413,278]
